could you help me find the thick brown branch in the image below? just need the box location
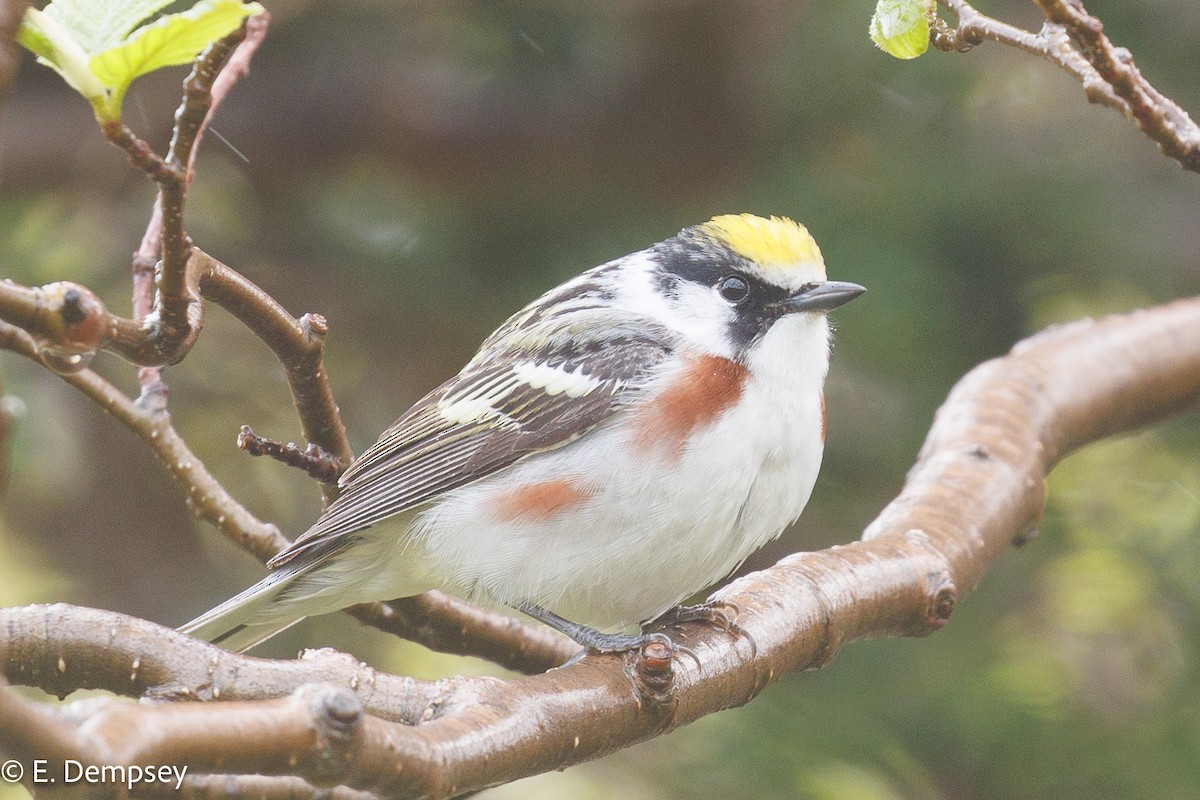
[0,680,385,796]
[0,605,437,724]
[3,297,1198,796]
[862,299,1200,579]
[176,775,377,800]
[0,679,97,776]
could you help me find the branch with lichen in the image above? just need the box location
[933,0,1200,171]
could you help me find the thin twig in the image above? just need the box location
[0,248,353,478]
[156,28,247,349]
[934,0,1125,111]
[101,26,252,374]
[1034,0,1200,171]
[349,593,579,675]
[934,0,1200,170]
[238,425,343,484]
[131,14,271,405]
[192,11,270,176]
[99,120,182,185]
[196,251,354,489]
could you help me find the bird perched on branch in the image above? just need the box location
[183,214,865,657]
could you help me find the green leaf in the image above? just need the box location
[90,0,264,117]
[870,0,934,60]
[16,7,108,102]
[39,0,176,55]
[17,0,264,122]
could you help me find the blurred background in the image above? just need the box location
[2,1,1200,797]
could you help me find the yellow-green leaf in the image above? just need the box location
[870,0,934,60]
[17,7,108,102]
[91,0,264,89]
[18,0,264,122]
[39,0,176,55]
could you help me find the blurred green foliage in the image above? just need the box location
[1,1,1199,798]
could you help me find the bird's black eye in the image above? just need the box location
[717,274,750,304]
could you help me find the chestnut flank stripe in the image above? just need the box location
[495,479,591,522]
[638,355,749,452]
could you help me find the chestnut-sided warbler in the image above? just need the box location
[183,214,864,655]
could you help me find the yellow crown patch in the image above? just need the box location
[699,214,823,270]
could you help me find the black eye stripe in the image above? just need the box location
[654,239,741,296]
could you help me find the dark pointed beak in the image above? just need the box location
[777,280,866,313]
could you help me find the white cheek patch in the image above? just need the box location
[512,361,603,398]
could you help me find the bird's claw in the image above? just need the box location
[646,599,756,657]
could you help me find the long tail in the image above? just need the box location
[180,532,414,652]
[179,566,311,653]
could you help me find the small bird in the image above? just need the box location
[182,214,864,655]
